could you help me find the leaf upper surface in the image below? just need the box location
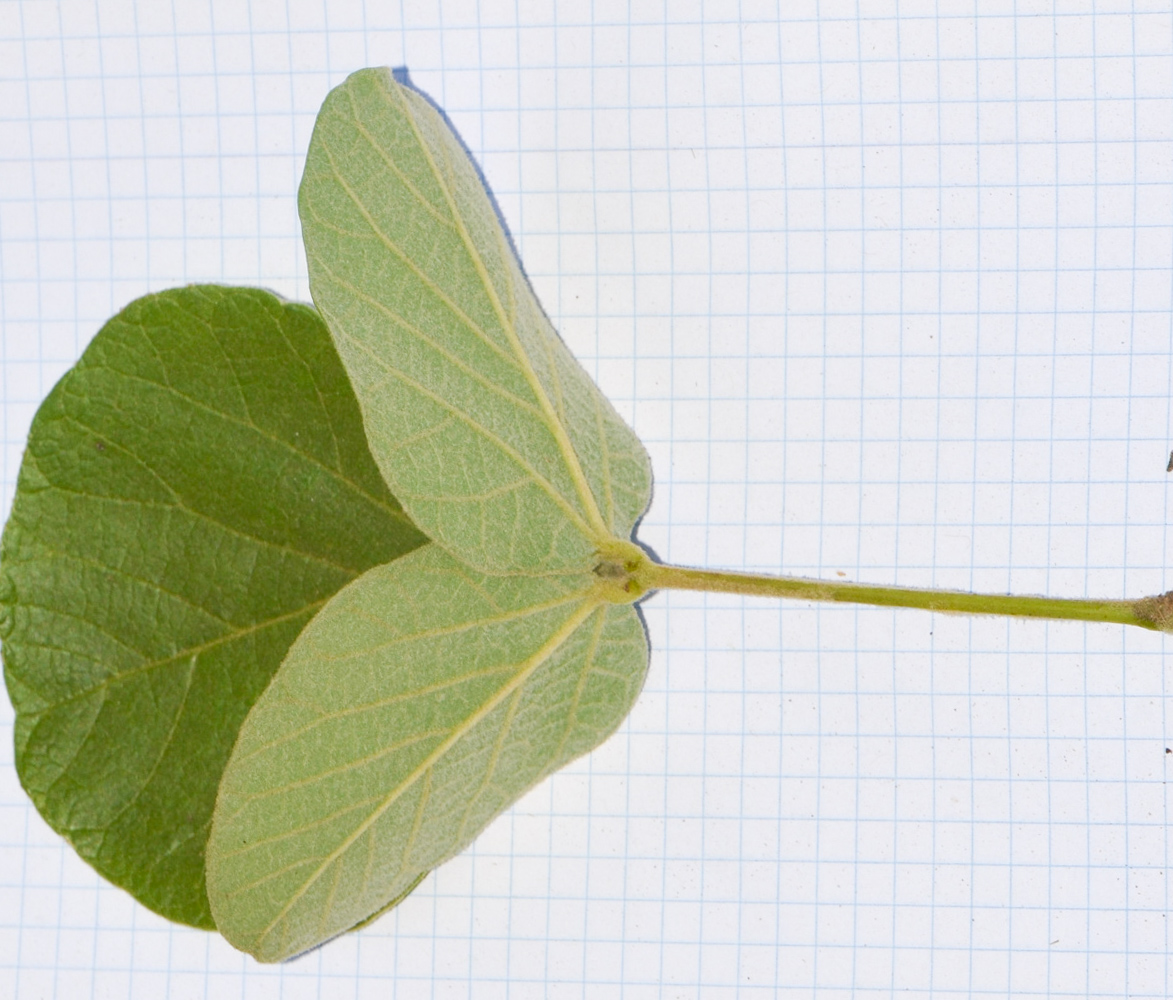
[206,544,648,961]
[0,286,427,928]
[298,67,652,574]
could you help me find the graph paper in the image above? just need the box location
[2,1,1173,996]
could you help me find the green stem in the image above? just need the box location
[637,561,1173,634]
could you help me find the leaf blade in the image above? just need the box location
[1,286,427,928]
[299,67,652,573]
[206,544,648,961]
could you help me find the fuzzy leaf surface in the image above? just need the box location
[206,544,648,961]
[298,67,651,573]
[0,286,427,928]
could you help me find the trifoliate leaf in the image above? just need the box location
[0,285,427,928]
[206,543,647,961]
[298,67,652,574]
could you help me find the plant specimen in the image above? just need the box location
[3,67,1169,962]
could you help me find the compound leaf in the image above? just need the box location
[206,544,647,961]
[299,67,652,574]
[0,285,427,928]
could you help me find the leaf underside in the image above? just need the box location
[0,286,426,928]
[206,544,647,962]
[298,67,652,574]
[205,67,657,961]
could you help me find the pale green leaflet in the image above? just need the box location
[5,66,1173,963]
[296,68,652,574]
[206,545,647,961]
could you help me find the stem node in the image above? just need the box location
[1133,591,1173,633]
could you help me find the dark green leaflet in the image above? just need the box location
[0,286,426,927]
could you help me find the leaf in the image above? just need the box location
[205,543,647,962]
[0,285,427,928]
[298,67,652,574]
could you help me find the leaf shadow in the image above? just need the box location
[391,66,523,282]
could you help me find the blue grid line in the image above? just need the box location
[3,2,1173,997]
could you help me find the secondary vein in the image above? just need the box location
[251,597,601,951]
[387,80,613,544]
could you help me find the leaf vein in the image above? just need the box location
[344,86,459,231]
[393,766,433,888]
[27,543,236,628]
[328,323,597,540]
[549,606,608,767]
[95,655,201,829]
[228,727,448,811]
[28,599,326,711]
[312,142,522,373]
[42,482,366,578]
[267,302,346,471]
[389,82,611,541]
[81,366,412,527]
[230,662,518,766]
[309,252,544,419]
[252,597,601,950]
[308,587,592,664]
[454,686,523,844]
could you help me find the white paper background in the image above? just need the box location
[3,2,1173,997]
